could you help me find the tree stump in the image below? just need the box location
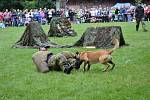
[12,22,61,48]
[73,26,126,48]
[48,17,77,37]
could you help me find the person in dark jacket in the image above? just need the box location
[135,4,147,32]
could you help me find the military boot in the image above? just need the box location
[64,63,73,74]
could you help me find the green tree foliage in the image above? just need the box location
[0,0,24,11]
[134,0,143,3]
[0,0,55,11]
[21,1,37,9]
[35,0,55,9]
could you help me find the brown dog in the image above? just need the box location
[77,38,119,72]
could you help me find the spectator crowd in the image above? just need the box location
[0,4,150,28]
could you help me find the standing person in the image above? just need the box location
[135,3,148,32]
[12,9,18,27]
[147,7,150,21]
[3,9,11,27]
[114,8,119,22]
[0,11,5,28]
[47,9,53,24]
[69,9,75,22]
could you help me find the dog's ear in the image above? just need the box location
[76,51,79,55]
[75,51,80,58]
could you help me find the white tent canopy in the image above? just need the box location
[112,3,134,9]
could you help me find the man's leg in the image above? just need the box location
[141,18,148,32]
[57,54,73,74]
[136,18,140,31]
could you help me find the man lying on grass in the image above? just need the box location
[32,47,80,74]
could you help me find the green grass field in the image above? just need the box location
[0,22,150,100]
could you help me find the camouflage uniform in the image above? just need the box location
[32,51,76,74]
[47,51,78,74]
[60,51,81,69]
[60,51,76,66]
[47,53,68,71]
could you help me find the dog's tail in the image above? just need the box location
[109,38,119,53]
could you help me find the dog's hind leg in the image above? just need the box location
[102,63,110,72]
[87,63,91,71]
[108,60,115,70]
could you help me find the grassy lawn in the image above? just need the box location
[0,22,150,100]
